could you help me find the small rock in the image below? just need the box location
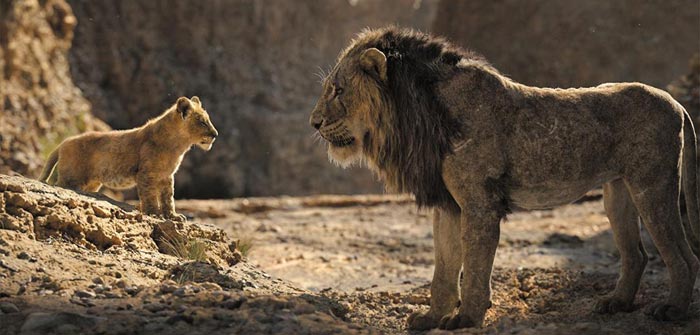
[160,281,178,294]
[92,205,111,218]
[0,302,20,313]
[199,282,222,291]
[92,277,104,285]
[74,290,96,299]
[124,286,141,296]
[114,279,128,288]
[66,199,79,209]
[293,302,315,315]
[104,292,122,299]
[173,286,194,297]
[143,302,167,313]
[17,251,30,260]
[221,297,246,310]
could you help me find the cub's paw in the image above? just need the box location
[438,311,478,330]
[407,311,441,330]
[645,303,684,321]
[165,212,187,222]
[594,296,634,314]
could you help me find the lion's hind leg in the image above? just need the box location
[624,171,699,321]
[594,179,647,314]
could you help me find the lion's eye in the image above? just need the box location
[199,120,207,127]
[335,87,344,95]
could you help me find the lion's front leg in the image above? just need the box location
[159,176,186,222]
[439,208,500,330]
[137,172,161,218]
[408,207,462,330]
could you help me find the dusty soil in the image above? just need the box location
[184,192,700,334]
[1,175,699,334]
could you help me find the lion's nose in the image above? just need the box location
[211,129,218,138]
[309,112,324,130]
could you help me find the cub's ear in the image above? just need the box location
[360,48,387,82]
[191,96,201,107]
[176,97,191,119]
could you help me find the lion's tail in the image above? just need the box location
[682,111,700,258]
[38,147,60,184]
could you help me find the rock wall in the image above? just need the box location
[0,0,108,178]
[67,0,438,198]
[4,0,697,198]
[433,0,700,89]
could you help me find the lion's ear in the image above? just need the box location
[191,96,201,107]
[176,97,191,119]
[360,48,387,82]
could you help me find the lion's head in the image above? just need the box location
[309,46,389,168]
[175,96,218,151]
[310,27,480,207]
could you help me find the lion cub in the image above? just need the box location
[39,96,218,221]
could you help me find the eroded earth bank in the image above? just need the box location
[0,175,698,334]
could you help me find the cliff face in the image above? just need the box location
[0,0,108,178]
[67,0,437,198]
[433,0,700,89]
[3,0,698,198]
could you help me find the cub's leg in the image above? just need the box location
[137,172,161,217]
[159,176,186,221]
[407,207,462,330]
[439,205,500,329]
[595,179,648,314]
[625,172,699,321]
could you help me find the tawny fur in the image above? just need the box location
[39,96,218,221]
[310,27,700,330]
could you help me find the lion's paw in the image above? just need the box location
[407,311,441,330]
[164,212,187,222]
[593,296,634,314]
[645,303,685,321]
[438,311,478,330]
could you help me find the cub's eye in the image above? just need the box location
[199,120,207,127]
[335,87,344,95]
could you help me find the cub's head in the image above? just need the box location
[175,96,218,151]
[309,47,389,167]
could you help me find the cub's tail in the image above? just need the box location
[682,111,700,258]
[38,147,59,184]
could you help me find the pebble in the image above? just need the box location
[0,302,20,313]
[74,290,96,299]
[92,277,105,285]
[143,302,167,313]
[199,282,222,291]
[293,302,315,315]
[160,280,178,294]
[17,251,30,260]
[221,297,245,310]
[173,286,195,297]
[114,279,128,288]
[125,286,141,296]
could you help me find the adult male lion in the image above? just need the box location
[309,27,700,330]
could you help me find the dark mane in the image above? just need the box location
[350,27,491,208]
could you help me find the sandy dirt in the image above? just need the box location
[1,175,699,334]
[179,193,700,334]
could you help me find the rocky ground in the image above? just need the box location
[1,174,699,334]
